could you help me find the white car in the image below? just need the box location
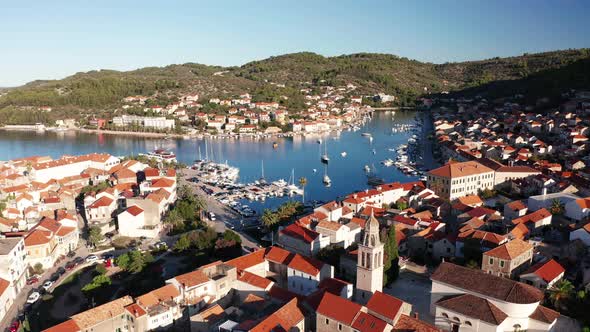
[85,255,99,263]
[26,291,40,304]
[42,281,53,291]
[209,212,216,221]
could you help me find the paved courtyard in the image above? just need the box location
[384,271,434,324]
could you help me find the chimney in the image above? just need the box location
[414,312,419,319]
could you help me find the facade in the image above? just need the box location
[481,239,534,278]
[431,262,558,332]
[355,212,384,304]
[0,238,27,297]
[427,161,495,200]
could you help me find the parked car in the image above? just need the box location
[65,261,76,270]
[56,267,66,275]
[9,320,20,332]
[26,292,40,304]
[85,254,99,263]
[67,251,76,258]
[26,276,39,285]
[73,256,84,265]
[42,280,53,291]
[49,272,60,282]
[209,212,216,221]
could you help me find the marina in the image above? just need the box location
[0,110,435,212]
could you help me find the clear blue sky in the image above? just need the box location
[1,0,589,86]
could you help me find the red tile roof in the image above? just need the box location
[238,271,273,289]
[351,311,388,332]
[225,248,266,271]
[366,291,404,321]
[280,223,320,244]
[250,298,304,332]
[41,319,81,332]
[393,314,440,332]
[316,292,361,325]
[125,205,144,216]
[287,254,324,276]
[428,161,493,178]
[524,259,565,283]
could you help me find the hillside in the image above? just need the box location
[1,49,589,111]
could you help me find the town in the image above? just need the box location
[0,87,586,332]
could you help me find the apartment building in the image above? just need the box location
[481,239,534,278]
[427,161,495,200]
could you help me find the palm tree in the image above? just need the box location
[194,195,207,220]
[549,279,574,311]
[298,177,307,203]
[261,209,279,230]
[550,198,565,215]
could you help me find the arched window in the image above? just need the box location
[442,313,449,319]
[465,321,472,326]
[452,317,460,323]
[513,324,522,332]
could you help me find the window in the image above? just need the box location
[442,313,449,318]
[489,258,494,265]
[338,323,343,330]
[326,318,329,325]
[500,260,505,268]
[465,321,472,326]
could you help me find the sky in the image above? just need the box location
[1,0,589,86]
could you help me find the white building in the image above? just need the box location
[287,254,333,296]
[427,161,495,200]
[431,262,559,332]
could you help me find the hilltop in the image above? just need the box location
[0,49,589,111]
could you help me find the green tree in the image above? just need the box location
[223,230,242,244]
[127,250,147,274]
[87,226,104,247]
[115,253,130,270]
[176,200,197,221]
[164,209,184,230]
[261,209,279,229]
[174,234,191,251]
[95,263,107,275]
[381,226,399,285]
[82,274,111,293]
[550,199,565,215]
[298,177,307,203]
[549,279,574,311]
[396,200,408,210]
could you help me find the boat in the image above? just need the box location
[140,149,177,163]
[273,179,287,187]
[341,152,347,157]
[321,141,330,163]
[323,165,331,186]
[381,159,394,167]
[364,165,371,173]
[313,169,317,173]
[317,138,322,144]
[369,136,374,143]
[273,142,278,149]
[388,148,396,152]
[286,169,303,195]
[372,149,377,155]
[361,133,372,137]
[259,160,267,184]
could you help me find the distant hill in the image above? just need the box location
[1,49,589,111]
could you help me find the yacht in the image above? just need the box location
[141,149,177,163]
[364,165,371,173]
[361,132,372,137]
[341,152,347,157]
[381,159,394,167]
[323,175,331,186]
[273,179,288,187]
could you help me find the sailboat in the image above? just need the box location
[323,165,331,186]
[286,169,303,195]
[341,152,347,157]
[258,160,267,184]
[321,140,330,163]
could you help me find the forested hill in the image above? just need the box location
[1,48,589,110]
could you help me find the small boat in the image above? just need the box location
[372,149,377,155]
[323,175,331,185]
[364,165,371,172]
[317,139,322,144]
[388,148,396,152]
[321,154,330,163]
[313,169,317,173]
[273,142,278,149]
[369,136,374,143]
[361,133,372,137]
[341,152,347,157]
[381,159,394,167]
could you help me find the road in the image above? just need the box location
[180,169,260,249]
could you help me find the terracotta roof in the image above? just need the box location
[250,298,304,332]
[393,314,440,332]
[268,285,301,303]
[56,226,77,237]
[576,197,590,209]
[496,166,539,173]
[114,168,136,179]
[529,305,560,324]
[24,229,53,246]
[143,167,160,177]
[0,278,9,298]
[317,277,351,295]
[428,161,493,178]
[512,208,551,226]
[507,200,527,211]
[41,319,81,332]
[351,311,388,332]
[432,263,543,304]
[366,291,403,321]
[225,248,266,271]
[196,304,226,324]
[287,254,324,276]
[316,292,361,325]
[523,259,565,283]
[71,296,134,329]
[437,294,507,325]
[136,284,180,308]
[88,196,114,209]
[316,220,344,232]
[484,239,533,260]
[124,303,147,318]
[457,195,483,206]
[264,246,293,265]
[510,223,530,240]
[350,217,368,228]
[280,223,320,244]
[238,271,273,289]
[173,269,210,288]
[151,178,175,188]
[125,205,144,217]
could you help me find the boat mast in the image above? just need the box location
[198,145,202,161]
[261,160,265,180]
[204,140,209,161]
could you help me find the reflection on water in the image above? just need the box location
[0,111,426,211]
